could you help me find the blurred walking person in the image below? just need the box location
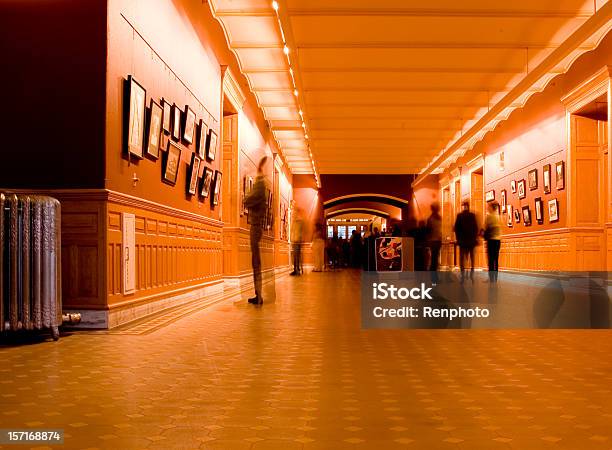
[312,223,325,272]
[483,202,502,282]
[244,156,268,305]
[290,208,304,275]
[427,202,442,282]
[454,201,479,282]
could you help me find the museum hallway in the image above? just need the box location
[1,270,612,450]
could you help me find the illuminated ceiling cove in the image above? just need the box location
[209,0,611,180]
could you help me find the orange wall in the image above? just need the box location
[439,31,612,271]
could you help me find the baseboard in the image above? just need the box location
[65,266,293,329]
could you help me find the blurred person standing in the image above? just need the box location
[454,201,479,282]
[483,202,502,282]
[427,202,443,279]
[312,223,325,272]
[290,207,304,275]
[244,156,268,305]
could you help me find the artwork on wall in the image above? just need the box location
[510,180,517,193]
[501,189,507,213]
[206,130,218,161]
[212,170,222,206]
[522,206,532,226]
[517,179,526,199]
[548,198,559,222]
[556,161,565,190]
[161,99,172,134]
[485,190,495,202]
[197,120,209,159]
[183,105,196,144]
[125,75,146,159]
[506,205,513,227]
[200,167,213,198]
[187,153,201,196]
[528,169,538,190]
[146,99,162,159]
[543,164,551,194]
[163,142,181,185]
[535,197,544,224]
[171,104,181,141]
[514,208,521,223]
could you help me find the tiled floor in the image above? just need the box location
[1,270,612,450]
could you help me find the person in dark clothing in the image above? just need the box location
[454,201,479,282]
[244,156,268,304]
[427,202,442,281]
[350,230,362,267]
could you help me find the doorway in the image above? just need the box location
[470,167,485,268]
[569,92,609,270]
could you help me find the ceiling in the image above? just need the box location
[208,0,611,178]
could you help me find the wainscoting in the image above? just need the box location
[500,227,606,271]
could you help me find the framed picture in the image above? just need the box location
[528,169,538,190]
[200,167,213,198]
[543,164,551,194]
[510,180,517,193]
[556,161,565,190]
[522,206,532,226]
[161,99,172,134]
[212,170,222,206]
[517,179,526,199]
[485,190,495,202]
[187,153,201,196]
[514,208,521,223]
[548,198,559,222]
[183,105,196,144]
[501,189,507,213]
[197,120,209,159]
[506,205,513,227]
[206,130,218,161]
[146,99,163,159]
[535,197,544,224]
[125,75,146,159]
[163,142,181,185]
[171,104,182,141]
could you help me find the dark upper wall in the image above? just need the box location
[0,0,107,188]
[320,175,415,203]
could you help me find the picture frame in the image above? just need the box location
[548,198,559,222]
[501,189,507,213]
[528,169,538,190]
[556,161,565,190]
[163,141,181,185]
[510,180,517,193]
[206,129,218,161]
[146,99,163,159]
[125,75,146,159]
[506,205,513,227]
[171,104,182,141]
[200,167,213,198]
[517,179,526,199]
[514,208,521,223]
[543,164,551,194]
[161,99,172,134]
[197,120,209,159]
[522,206,532,226]
[212,170,222,206]
[485,190,495,202]
[187,153,201,196]
[183,105,196,144]
[535,197,544,224]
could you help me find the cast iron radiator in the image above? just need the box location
[0,194,63,340]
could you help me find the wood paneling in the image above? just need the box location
[107,196,223,308]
